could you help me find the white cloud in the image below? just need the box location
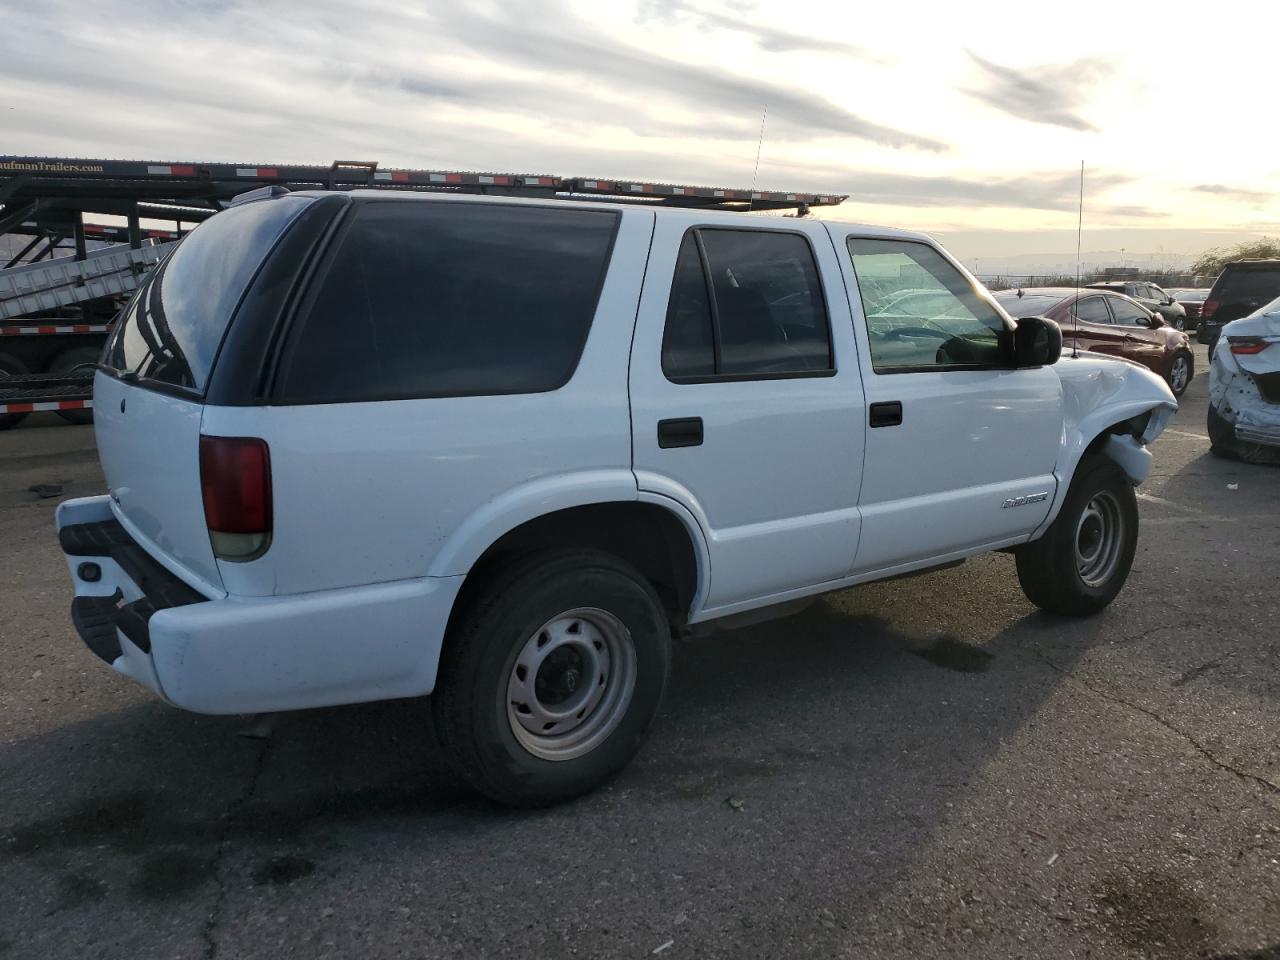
[0,0,1276,245]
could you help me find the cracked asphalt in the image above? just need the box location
[2,343,1278,959]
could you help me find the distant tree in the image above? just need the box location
[1190,237,1280,278]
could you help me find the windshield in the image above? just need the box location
[103,196,313,393]
[994,293,1064,317]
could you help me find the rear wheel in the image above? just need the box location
[1167,350,1193,397]
[49,346,100,425]
[433,549,672,806]
[0,352,31,431]
[1208,403,1275,463]
[1015,456,1138,617]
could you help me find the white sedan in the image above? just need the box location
[1208,295,1280,461]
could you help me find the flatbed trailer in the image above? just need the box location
[0,155,847,428]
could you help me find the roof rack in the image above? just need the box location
[1,156,846,256]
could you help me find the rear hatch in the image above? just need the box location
[1205,263,1280,328]
[95,194,316,595]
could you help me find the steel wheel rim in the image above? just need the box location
[506,607,637,762]
[1074,490,1124,588]
[1170,355,1189,393]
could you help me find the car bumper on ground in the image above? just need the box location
[56,495,464,714]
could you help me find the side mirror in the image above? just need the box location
[1014,315,1062,367]
[1144,314,1165,328]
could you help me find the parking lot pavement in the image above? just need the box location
[1,346,1278,960]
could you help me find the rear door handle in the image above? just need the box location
[657,417,703,448]
[869,401,902,428]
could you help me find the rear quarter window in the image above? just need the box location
[104,196,314,393]
[276,200,619,403]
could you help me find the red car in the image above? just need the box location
[994,287,1194,397]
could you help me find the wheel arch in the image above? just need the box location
[1032,399,1172,539]
[446,499,707,630]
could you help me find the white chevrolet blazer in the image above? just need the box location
[58,190,1176,804]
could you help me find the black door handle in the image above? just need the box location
[657,417,703,448]
[869,401,902,428]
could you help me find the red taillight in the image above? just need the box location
[1201,299,1219,320]
[1228,336,1271,355]
[199,435,272,561]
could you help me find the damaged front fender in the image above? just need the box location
[1031,353,1177,538]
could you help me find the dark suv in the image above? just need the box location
[1086,280,1187,330]
[1198,260,1280,356]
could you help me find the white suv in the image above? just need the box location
[58,190,1176,804]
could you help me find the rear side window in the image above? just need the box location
[278,201,618,403]
[104,196,313,393]
[1072,296,1112,323]
[660,228,832,381]
[662,234,716,378]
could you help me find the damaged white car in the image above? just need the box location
[1208,295,1280,462]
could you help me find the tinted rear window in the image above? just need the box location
[1214,266,1280,305]
[278,201,618,403]
[105,196,313,393]
[994,294,1063,317]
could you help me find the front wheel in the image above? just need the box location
[1167,350,1193,397]
[433,550,672,806]
[1015,456,1138,617]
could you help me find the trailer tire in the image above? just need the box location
[0,352,31,431]
[49,347,100,425]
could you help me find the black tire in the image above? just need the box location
[1167,349,1193,398]
[49,346,100,425]
[1208,402,1234,459]
[0,351,31,431]
[433,549,672,806]
[1015,456,1138,617]
[1208,402,1276,463]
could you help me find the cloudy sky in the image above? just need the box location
[2,0,1276,261]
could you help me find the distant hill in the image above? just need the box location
[969,249,1194,277]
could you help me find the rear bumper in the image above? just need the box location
[1234,422,1280,445]
[56,495,464,714]
[1209,349,1280,449]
